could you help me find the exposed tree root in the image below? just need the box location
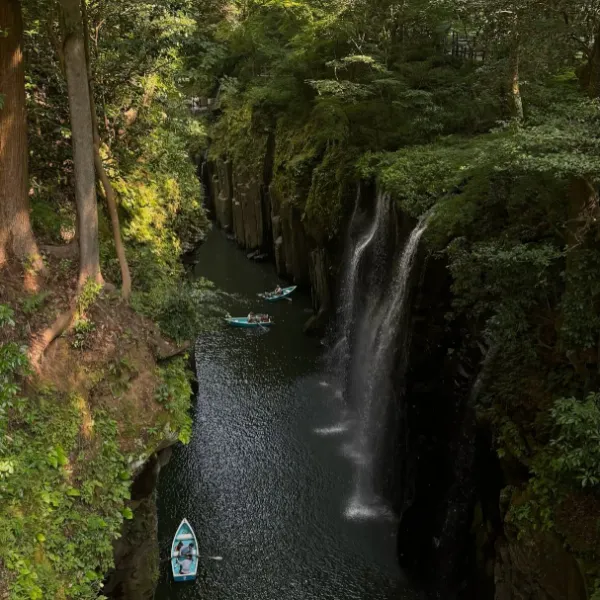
[29,299,77,371]
[155,340,192,363]
[28,274,117,369]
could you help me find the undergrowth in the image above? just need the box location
[155,358,194,445]
[0,303,194,599]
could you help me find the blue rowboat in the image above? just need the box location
[225,316,274,328]
[171,519,199,582]
[258,286,297,302]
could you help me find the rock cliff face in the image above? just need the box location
[104,447,173,600]
[390,220,590,600]
[493,533,587,600]
[105,351,199,600]
[203,156,335,334]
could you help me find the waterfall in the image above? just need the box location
[334,190,390,369]
[318,190,389,439]
[335,204,430,520]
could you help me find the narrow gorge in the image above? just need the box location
[200,121,596,598]
[2,1,600,600]
[200,159,484,596]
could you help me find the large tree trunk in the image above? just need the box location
[60,0,102,286]
[82,0,131,300]
[0,0,42,269]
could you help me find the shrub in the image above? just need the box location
[549,394,600,489]
[131,278,226,343]
[155,358,193,443]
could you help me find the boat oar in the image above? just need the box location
[162,555,223,564]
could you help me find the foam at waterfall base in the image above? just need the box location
[344,495,395,521]
[313,422,349,436]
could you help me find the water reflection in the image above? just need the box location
[154,230,420,600]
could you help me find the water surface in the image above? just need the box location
[154,230,419,600]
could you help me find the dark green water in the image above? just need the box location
[154,229,419,600]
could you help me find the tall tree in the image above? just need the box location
[60,0,102,286]
[0,0,42,269]
[82,0,131,300]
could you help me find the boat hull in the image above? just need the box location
[172,572,197,583]
[226,317,273,328]
[259,286,297,302]
[171,519,199,582]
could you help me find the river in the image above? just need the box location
[154,229,420,600]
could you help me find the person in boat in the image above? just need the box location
[261,314,270,323]
[274,285,282,295]
[248,312,256,323]
[179,556,193,575]
[175,541,184,556]
[181,542,195,558]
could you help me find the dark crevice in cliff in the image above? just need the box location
[391,248,506,599]
[261,131,276,253]
[104,446,173,600]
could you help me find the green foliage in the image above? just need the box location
[20,292,50,316]
[30,198,75,245]
[559,248,600,351]
[76,279,102,316]
[448,239,562,343]
[0,305,15,328]
[99,103,209,296]
[13,0,600,591]
[549,394,600,489]
[202,0,513,237]
[591,580,600,600]
[357,137,500,219]
[132,278,226,343]
[503,393,600,542]
[304,144,353,239]
[24,0,212,326]
[0,341,30,445]
[0,314,132,599]
[155,358,193,443]
[71,319,96,350]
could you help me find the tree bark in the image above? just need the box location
[0,0,43,269]
[82,0,131,300]
[586,25,600,98]
[60,0,102,287]
[509,42,524,121]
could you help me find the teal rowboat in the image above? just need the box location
[171,519,199,582]
[258,286,297,302]
[225,316,274,328]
